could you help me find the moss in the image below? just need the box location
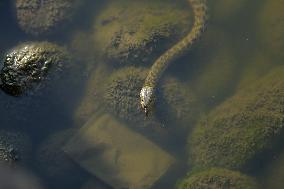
[92,0,193,65]
[36,129,86,187]
[0,130,31,165]
[176,168,259,189]
[0,41,70,96]
[189,66,284,170]
[103,66,148,123]
[15,0,82,36]
[257,0,284,62]
[103,66,200,128]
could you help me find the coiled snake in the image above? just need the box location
[140,0,208,115]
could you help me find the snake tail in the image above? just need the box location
[144,0,208,88]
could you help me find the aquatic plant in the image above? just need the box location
[189,66,284,170]
[15,0,82,36]
[176,168,259,189]
[257,0,284,62]
[0,41,70,96]
[92,0,193,66]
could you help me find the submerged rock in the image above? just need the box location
[15,0,82,36]
[0,130,31,165]
[189,66,284,170]
[0,41,70,96]
[64,114,175,189]
[257,0,284,62]
[176,168,259,189]
[75,65,200,129]
[92,0,193,66]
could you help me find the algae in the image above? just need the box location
[176,168,259,189]
[92,0,193,66]
[189,66,284,170]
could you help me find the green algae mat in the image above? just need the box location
[63,114,175,189]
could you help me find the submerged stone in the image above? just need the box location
[0,41,70,96]
[92,0,192,66]
[15,0,82,36]
[64,114,175,189]
[0,130,31,165]
[75,65,200,130]
[176,168,259,189]
[189,66,284,170]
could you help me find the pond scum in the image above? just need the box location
[0,0,283,189]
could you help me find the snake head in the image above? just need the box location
[140,86,153,116]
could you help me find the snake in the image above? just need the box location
[140,0,209,115]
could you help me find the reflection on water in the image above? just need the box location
[0,0,283,188]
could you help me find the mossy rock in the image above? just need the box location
[257,0,284,62]
[176,168,259,189]
[92,0,193,66]
[0,130,31,165]
[0,41,71,96]
[15,0,82,36]
[103,66,200,128]
[189,66,284,170]
[36,129,86,188]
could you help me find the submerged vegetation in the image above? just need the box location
[176,168,259,189]
[92,0,193,66]
[189,67,284,170]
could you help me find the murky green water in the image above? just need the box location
[0,0,283,188]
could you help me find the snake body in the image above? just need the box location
[140,0,208,114]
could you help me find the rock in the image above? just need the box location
[176,168,259,189]
[63,113,175,189]
[75,65,200,130]
[92,0,193,66]
[0,41,70,96]
[15,0,82,36]
[0,130,31,165]
[189,66,284,170]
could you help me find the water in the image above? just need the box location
[0,0,283,188]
